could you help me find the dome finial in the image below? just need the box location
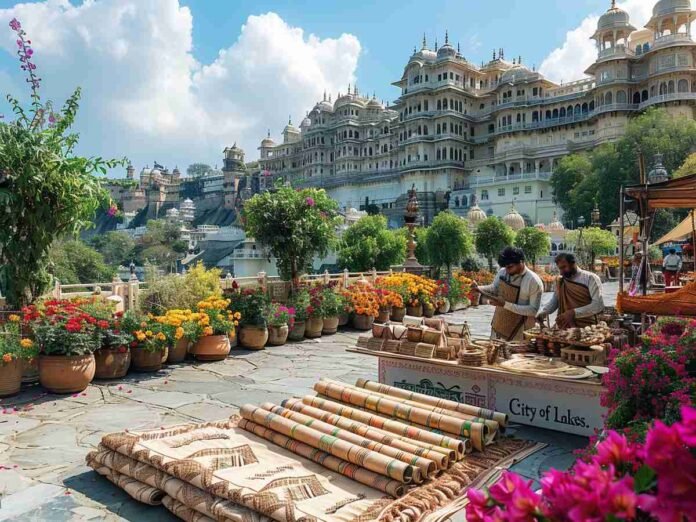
[445,30,449,45]
[493,49,496,60]
[347,83,351,94]
[611,0,616,8]
[267,129,270,138]
[434,37,438,49]
[422,33,427,49]
[323,90,326,101]
[288,115,292,125]
[457,42,461,54]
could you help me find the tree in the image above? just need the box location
[550,154,592,213]
[514,227,551,268]
[49,240,115,284]
[674,152,696,179]
[566,227,617,270]
[132,220,187,270]
[475,217,515,271]
[90,231,135,267]
[243,186,340,288]
[337,215,406,271]
[186,163,212,178]
[0,19,123,306]
[425,211,473,277]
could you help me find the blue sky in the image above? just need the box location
[0,0,655,173]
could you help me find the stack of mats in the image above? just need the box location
[87,379,541,522]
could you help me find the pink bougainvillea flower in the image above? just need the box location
[9,18,21,31]
[595,431,635,468]
[676,404,696,447]
[305,196,315,207]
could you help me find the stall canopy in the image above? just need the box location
[624,173,696,210]
[654,210,696,245]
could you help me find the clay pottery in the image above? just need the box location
[131,348,164,372]
[193,334,233,359]
[390,306,406,322]
[406,304,423,317]
[352,314,374,331]
[377,307,391,323]
[0,359,22,397]
[21,357,39,384]
[288,320,306,342]
[305,317,323,338]
[338,313,350,327]
[167,338,189,364]
[268,324,289,346]
[39,354,96,393]
[423,303,435,318]
[94,348,131,379]
[437,299,451,314]
[322,316,339,335]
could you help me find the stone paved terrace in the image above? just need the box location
[0,283,619,521]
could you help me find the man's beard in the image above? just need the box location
[561,268,578,279]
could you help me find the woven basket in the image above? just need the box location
[415,343,436,358]
[367,337,385,351]
[399,341,419,356]
[422,328,443,345]
[383,340,401,353]
[407,326,423,342]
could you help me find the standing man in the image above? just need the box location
[537,253,604,328]
[662,248,682,288]
[472,247,544,341]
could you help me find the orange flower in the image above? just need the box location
[2,354,13,363]
[8,314,20,323]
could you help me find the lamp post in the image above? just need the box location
[577,215,586,268]
[591,203,601,227]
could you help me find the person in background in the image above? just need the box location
[472,247,543,341]
[628,252,647,295]
[537,253,604,328]
[662,248,682,288]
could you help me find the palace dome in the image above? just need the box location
[467,204,487,226]
[500,64,539,84]
[547,211,565,232]
[597,3,634,32]
[283,121,300,134]
[300,116,312,128]
[503,205,525,231]
[653,0,692,17]
[367,96,383,109]
[534,222,546,231]
[437,41,457,60]
[260,135,275,147]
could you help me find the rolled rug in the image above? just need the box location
[314,380,488,452]
[301,395,466,459]
[282,398,451,470]
[262,402,437,481]
[240,404,416,484]
[355,378,508,428]
[238,418,405,498]
[87,455,165,506]
[162,495,216,522]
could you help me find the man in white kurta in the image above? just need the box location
[474,247,544,341]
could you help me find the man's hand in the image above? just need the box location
[536,311,548,325]
[556,310,576,328]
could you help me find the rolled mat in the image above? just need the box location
[282,398,451,470]
[314,380,488,452]
[320,379,498,450]
[238,417,405,498]
[301,395,466,459]
[263,402,437,481]
[162,495,216,522]
[87,455,165,505]
[356,378,508,428]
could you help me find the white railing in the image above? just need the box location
[639,92,696,109]
[653,33,693,48]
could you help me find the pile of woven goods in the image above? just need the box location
[87,379,539,522]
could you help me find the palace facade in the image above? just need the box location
[257,0,696,228]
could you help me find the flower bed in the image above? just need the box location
[375,273,437,308]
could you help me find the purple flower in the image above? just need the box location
[305,196,315,207]
[9,18,21,31]
[107,205,118,217]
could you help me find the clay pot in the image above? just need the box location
[238,326,268,350]
[94,348,131,379]
[268,324,289,346]
[322,316,339,335]
[305,317,323,338]
[390,306,406,322]
[288,320,306,341]
[352,314,374,331]
[229,332,238,349]
[192,335,233,359]
[167,338,189,364]
[423,303,435,318]
[407,304,423,317]
[437,299,451,314]
[21,357,39,384]
[0,359,22,397]
[131,348,164,372]
[377,307,391,323]
[39,354,96,393]
[337,313,350,327]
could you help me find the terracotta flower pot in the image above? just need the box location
[407,304,423,317]
[0,359,22,397]
[305,317,323,338]
[322,316,339,335]
[167,338,189,364]
[94,348,131,379]
[390,306,406,322]
[131,349,164,372]
[229,332,238,349]
[423,303,435,318]
[160,346,169,364]
[268,324,289,346]
[192,335,233,359]
[338,313,350,326]
[377,307,391,323]
[21,357,39,384]
[288,321,306,341]
[39,354,96,394]
[352,313,374,331]
[238,326,268,350]
[437,299,451,314]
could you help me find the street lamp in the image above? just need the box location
[591,203,601,227]
[577,216,586,268]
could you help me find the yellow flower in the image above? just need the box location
[8,314,20,323]
[20,339,33,349]
[2,354,13,363]
[174,327,184,340]
[203,327,213,337]
[156,332,166,341]
[145,330,153,337]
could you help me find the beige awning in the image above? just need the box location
[654,210,696,245]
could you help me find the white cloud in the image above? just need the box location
[540,0,654,83]
[0,1,361,172]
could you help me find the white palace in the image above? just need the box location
[257,0,696,228]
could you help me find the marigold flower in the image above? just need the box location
[2,354,13,363]
[20,339,33,349]
[8,314,20,322]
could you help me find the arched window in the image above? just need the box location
[436,123,441,134]
[436,149,441,160]
[546,110,552,119]
[616,90,626,103]
[355,131,359,138]
[678,79,689,93]
[633,92,641,104]
[582,103,589,113]
[437,100,442,110]
[659,82,667,95]
[516,113,522,123]
[567,105,573,115]
[532,111,539,122]
[574,104,581,115]
[642,89,648,101]
[605,91,613,105]
[651,85,657,97]
[589,101,595,111]
[668,80,675,94]
[642,43,649,53]
[552,108,559,119]
[443,99,448,110]
[560,107,566,118]
[488,123,495,134]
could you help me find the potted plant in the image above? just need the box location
[267,303,295,346]
[24,299,99,394]
[122,311,168,372]
[320,287,344,335]
[305,286,324,338]
[188,296,234,359]
[156,309,191,364]
[422,296,435,318]
[434,280,450,314]
[344,283,379,330]
[0,314,30,396]
[79,300,132,379]
[375,289,403,323]
[229,288,268,350]
[287,289,309,341]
